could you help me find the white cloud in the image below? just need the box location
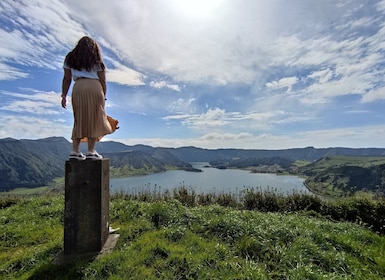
[167,98,196,114]
[361,86,385,103]
[60,1,303,85]
[114,124,385,149]
[0,88,73,139]
[201,132,254,141]
[266,77,298,92]
[0,62,29,80]
[0,0,84,70]
[2,0,385,149]
[150,81,181,91]
[308,68,335,84]
[164,108,227,128]
[106,62,145,86]
[0,115,72,139]
[0,90,64,115]
[163,108,277,132]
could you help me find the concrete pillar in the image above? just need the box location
[64,159,110,255]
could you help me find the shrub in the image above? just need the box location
[196,193,215,206]
[242,189,264,210]
[215,193,238,208]
[173,186,196,207]
[323,198,385,234]
[113,186,385,234]
[0,196,20,209]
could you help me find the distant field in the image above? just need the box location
[1,177,64,196]
[308,155,385,168]
[1,186,50,195]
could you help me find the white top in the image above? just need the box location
[63,63,102,81]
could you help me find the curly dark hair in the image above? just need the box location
[65,36,105,71]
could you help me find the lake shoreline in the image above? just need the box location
[110,162,308,196]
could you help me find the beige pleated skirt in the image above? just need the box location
[71,78,113,142]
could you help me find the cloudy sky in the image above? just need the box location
[1,0,385,149]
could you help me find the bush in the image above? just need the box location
[0,196,20,209]
[173,186,196,207]
[112,186,385,234]
[323,198,385,234]
[215,193,238,208]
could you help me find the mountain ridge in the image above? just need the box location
[2,136,385,191]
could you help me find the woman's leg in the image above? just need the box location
[72,138,81,153]
[88,138,97,153]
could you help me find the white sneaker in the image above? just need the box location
[86,151,103,160]
[69,152,86,161]
[109,226,120,234]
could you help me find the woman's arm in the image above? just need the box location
[97,70,107,96]
[61,68,72,108]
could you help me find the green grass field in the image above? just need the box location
[1,192,384,279]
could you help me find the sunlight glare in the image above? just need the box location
[171,0,224,18]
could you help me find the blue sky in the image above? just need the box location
[1,0,385,149]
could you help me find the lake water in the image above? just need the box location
[110,162,308,196]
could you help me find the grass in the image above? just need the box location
[3,178,65,196]
[4,186,51,195]
[1,191,385,279]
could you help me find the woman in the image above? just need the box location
[61,36,113,160]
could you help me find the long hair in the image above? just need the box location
[65,36,105,71]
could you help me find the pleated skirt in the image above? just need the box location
[71,78,112,141]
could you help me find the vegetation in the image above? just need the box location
[207,155,385,198]
[2,139,385,278]
[1,188,385,279]
[0,138,194,192]
[300,156,385,197]
[210,157,295,169]
[4,136,385,193]
[0,137,69,191]
[107,151,200,178]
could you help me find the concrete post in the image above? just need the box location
[64,159,110,255]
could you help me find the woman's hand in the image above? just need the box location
[61,68,71,109]
[61,96,67,108]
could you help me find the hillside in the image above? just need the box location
[106,150,193,177]
[0,137,70,191]
[0,137,193,192]
[3,137,385,192]
[1,193,384,279]
[169,146,385,162]
[300,155,385,197]
[209,156,295,171]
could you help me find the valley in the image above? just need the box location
[1,137,385,198]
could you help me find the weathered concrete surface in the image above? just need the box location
[64,159,110,255]
[54,234,120,264]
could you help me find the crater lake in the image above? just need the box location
[110,162,308,196]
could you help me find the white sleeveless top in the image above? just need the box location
[63,62,102,81]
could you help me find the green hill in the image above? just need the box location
[1,192,384,279]
[300,155,385,197]
[106,150,194,177]
[0,138,193,191]
[0,137,70,191]
[4,137,385,194]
